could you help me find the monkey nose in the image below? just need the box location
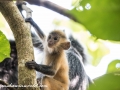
[49,40,53,44]
[49,42,53,45]
[48,41,53,47]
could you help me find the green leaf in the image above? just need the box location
[69,0,120,41]
[0,30,10,62]
[87,38,110,66]
[88,72,120,90]
[71,0,80,7]
[107,60,120,73]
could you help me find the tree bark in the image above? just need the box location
[0,1,39,90]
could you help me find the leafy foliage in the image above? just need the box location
[107,60,120,73]
[0,30,10,62]
[87,38,109,66]
[69,0,120,41]
[88,72,120,90]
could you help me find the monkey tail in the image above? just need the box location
[69,35,87,63]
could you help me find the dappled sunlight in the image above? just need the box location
[85,3,91,10]
[116,63,120,69]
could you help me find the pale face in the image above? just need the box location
[47,33,60,48]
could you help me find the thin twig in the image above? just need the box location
[25,0,79,22]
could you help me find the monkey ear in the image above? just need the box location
[61,42,70,50]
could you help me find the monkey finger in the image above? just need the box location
[28,61,36,63]
[25,61,36,65]
[25,17,33,22]
[25,63,35,69]
[25,63,35,66]
[25,62,33,67]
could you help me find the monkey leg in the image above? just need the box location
[42,76,67,90]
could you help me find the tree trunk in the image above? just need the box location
[0,1,40,90]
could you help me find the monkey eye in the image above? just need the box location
[54,37,58,40]
[48,36,51,39]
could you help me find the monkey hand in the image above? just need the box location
[25,60,38,69]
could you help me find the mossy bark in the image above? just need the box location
[0,1,40,90]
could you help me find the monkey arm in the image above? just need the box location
[25,61,55,76]
[36,64,56,76]
[40,60,61,76]
[25,17,45,40]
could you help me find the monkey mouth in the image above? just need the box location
[48,43,53,48]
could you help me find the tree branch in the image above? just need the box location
[25,0,79,22]
[17,1,33,34]
[0,1,39,90]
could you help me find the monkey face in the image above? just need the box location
[47,34,60,48]
[47,30,70,51]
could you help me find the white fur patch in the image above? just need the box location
[47,46,53,53]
